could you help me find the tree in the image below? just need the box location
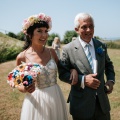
[17,32,25,41]
[94,36,101,40]
[7,32,17,39]
[63,30,78,44]
[47,33,60,46]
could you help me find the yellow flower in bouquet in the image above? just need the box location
[7,62,41,88]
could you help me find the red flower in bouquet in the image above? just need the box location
[7,62,41,88]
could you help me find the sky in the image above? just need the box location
[0,0,120,40]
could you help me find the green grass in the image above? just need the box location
[0,49,120,120]
[0,32,120,120]
[106,49,120,120]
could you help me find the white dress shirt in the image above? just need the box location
[78,37,114,89]
[79,37,97,88]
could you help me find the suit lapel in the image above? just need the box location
[92,38,102,74]
[73,39,92,73]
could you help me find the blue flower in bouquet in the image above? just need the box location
[23,75,33,86]
[96,46,105,55]
[7,63,41,88]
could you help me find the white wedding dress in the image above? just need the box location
[20,58,68,120]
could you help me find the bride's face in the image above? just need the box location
[31,27,49,46]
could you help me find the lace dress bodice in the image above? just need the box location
[35,59,57,89]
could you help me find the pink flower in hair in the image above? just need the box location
[22,13,52,35]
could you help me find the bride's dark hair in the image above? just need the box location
[23,21,49,50]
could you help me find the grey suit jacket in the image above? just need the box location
[58,37,115,119]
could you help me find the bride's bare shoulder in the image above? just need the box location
[16,51,26,65]
[49,48,58,63]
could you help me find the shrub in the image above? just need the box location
[0,44,23,63]
[106,41,120,49]
[0,32,24,63]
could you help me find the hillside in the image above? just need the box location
[0,32,24,63]
[0,49,120,120]
[0,32,24,48]
[0,32,120,119]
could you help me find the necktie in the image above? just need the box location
[84,44,93,71]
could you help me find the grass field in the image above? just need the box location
[0,48,120,120]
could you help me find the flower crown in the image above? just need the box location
[22,13,52,35]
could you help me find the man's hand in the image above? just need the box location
[105,81,114,94]
[84,73,100,89]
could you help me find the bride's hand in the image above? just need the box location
[25,82,35,93]
[18,82,35,93]
[70,69,78,85]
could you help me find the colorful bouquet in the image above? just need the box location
[7,62,41,88]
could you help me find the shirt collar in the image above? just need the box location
[78,36,93,48]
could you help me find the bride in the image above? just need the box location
[16,13,77,120]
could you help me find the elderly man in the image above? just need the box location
[58,13,115,120]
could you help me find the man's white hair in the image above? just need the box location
[74,13,94,29]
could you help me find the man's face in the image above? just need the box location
[75,17,94,43]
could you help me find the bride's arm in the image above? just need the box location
[50,48,78,85]
[16,51,25,66]
[50,48,59,64]
[16,51,35,93]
